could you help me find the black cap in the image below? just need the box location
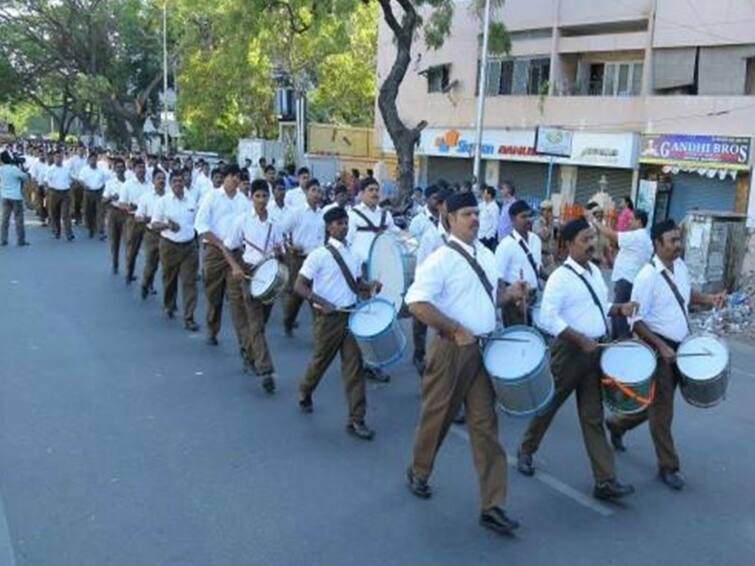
[561,217,590,242]
[324,206,349,224]
[358,177,379,192]
[424,185,439,198]
[436,188,453,203]
[508,199,532,218]
[446,191,477,214]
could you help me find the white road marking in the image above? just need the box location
[449,427,614,517]
[0,491,17,566]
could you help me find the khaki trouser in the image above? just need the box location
[520,337,616,483]
[83,189,104,237]
[283,251,308,330]
[607,347,681,472]
[35,182,47,222]
[47,189,73,238]
[125,216,145,279]
[411,335,507,511]
[412,317,428,362]
[202,245,250,348]
[70,180,84,223]
[108,207,127,271]
[142,229,161,291]
[240,277,275,375]
[299,311,366,423]
[159,237,198,322]
[23,179,35,209]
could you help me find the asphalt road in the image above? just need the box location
[1,219,754,566]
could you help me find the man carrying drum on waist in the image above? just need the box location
[606,219,725,491]
[225,179,286,394]
[516,217,638,502]
[405,191,527,536]
[294,206,382,441]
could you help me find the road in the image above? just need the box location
[1,219,754,566]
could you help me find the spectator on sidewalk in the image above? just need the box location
[1,150,30,246]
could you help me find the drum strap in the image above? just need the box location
[511,233,542,290]
[563,264,610,337]
[244,223,273,256]
[326,244,360,295]
[445,241,497,310]
[659,270,690,329]
[353,208,387,233]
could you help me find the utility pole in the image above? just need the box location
[472,0,492,189]
[162,1,169,152]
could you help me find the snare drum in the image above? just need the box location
[366,232,417,316]
[677,333,730,408]
[600,340,657,415]
[249,259,289,304]
[348,297,407,369]
[482,326,554,417]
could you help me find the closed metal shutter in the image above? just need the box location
[427,157,473,185]
[668,172,736,222]
[575,166,634,206]
[498,161,551,209]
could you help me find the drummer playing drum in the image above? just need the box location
[225,179,286,394]
[606,219,726,491]
[405,191,527,536]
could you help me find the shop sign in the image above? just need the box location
[535,127,574,157]
[639,134,751,170]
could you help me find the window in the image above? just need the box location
[746,58,755,95]
[477,57,550,96]
[587,61,643,96]
[427,65,450,93]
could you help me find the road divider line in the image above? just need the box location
[449,427,614,517]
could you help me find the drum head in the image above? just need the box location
[349,298,395,338]
[600,341,656,384]
[677,335,729,381]
[367,233,407,314]
[484,327,546,381]
[251,259,277,296]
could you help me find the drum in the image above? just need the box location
[482,326,554,417]
[249,258,289,304]
[677,333,730,408]
[366,232,417,315]
[600,340,657,415]
[348,297,407,369]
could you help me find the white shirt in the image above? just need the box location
[416,221,449,266]
[299,238,360,309]
[152,192,197,243]
[408,206,437,239]
[267,201,287,225]
[188,175,213,207]
[136,190,165,223]
[77,165,108,191]
[323,201,351,214]
[120,177,151,207]
[44,164,73,190]
[284,186,307,210]
[494,230,542,288]
[281,205,324,255]
[97,160,114,181]
[479,199,500,240]
[406,235,498,337]
[347,203,398,263]
[540,256,611,339]
[630,257,691,343]
[66,155,86,179]
[225,210,284,266]
[30,159,47,182]
[194,188,249,242]
[612,228,654,283]
[103,177,126,205]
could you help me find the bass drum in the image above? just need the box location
[677,333,730,408]
[366,232,417,317]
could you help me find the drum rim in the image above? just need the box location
[366,232,413,309]
[676,332,730,382]
[348,297,400,339]
[483,325,548,383]
[599,338,657,385]
[361,332,408,369]
[497,380,555,417]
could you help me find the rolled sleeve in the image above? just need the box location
[540,273,568,337]
[224,215,243,250]
[194,193,213,235]
[298,250,320,281]
[629,269,653,329]
[405,254,444,305]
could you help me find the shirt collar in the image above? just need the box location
[511,229,528,243]
[449,234,476,256]
[329,237,346,250]
[565,255,592,275]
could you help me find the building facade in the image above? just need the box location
[376,0,755,223]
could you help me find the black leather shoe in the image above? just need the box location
[184,319,199,332]
[412,356,425,376]
[261,375,276,394]
[0,241,7,246]
[18,241,30,247]
[125,275,136,284]
[517,451,535,477]
[406,467,432,499]
[284,326,294,338]
[606,421,626,452]
[165,309,176,319]
[659,469,685,491]
[480,507,520,535]
[140,286,149,300]
[594,478,635,500]
[67,234,75,241]
[365,367,390,383]
[206,336,218,346]
[347,421,375,440]
[453,407,466,425]
[299,394,313,413]
[112,265,119,275]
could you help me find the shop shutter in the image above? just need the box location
[498,161,552,209]
[427,156,473,185]
[574,166,634,206]
[667,172,736,222]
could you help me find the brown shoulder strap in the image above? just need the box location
[445,241,496,310]
[563,264,610,336]
[352,208,384,233]
[326,244,360,295]
[659,269,690,329]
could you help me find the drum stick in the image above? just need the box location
[520,269,528,326]
[676,352,713,358]
[487,336,530,343]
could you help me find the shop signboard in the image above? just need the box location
[535,127,574,157]
[639,134,751,170]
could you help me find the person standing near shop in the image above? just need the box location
[533,200,556,275]
[615,197,635,232]
[478,185,500,251]
[0,150,30,246]
[496,181,517,240]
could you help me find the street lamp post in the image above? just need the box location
[472,0,492,189]
[162,1,169,152]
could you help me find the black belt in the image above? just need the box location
[85,188,104,192]
[161,236,195,246]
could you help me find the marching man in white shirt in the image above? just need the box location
[44,149,75,241]
[407,185,441,241]
[283,167,310,210]
[267,179,288,225]
[606,219,726,491]
[195,164,250,348]
[103,158,128,274]
[347,177,400,266]
[516,217,637,501]
[405,191,526,535]
[478,185,500,251]
[118,159,152,284]
[134,169,167,300]
[322,183,350,214]
[151,172,200,331]
[495,200,545,327]
[280,179,325,337]
[66,145,87,226]
[77,152,108,239]
[293,206,381,440]
[225,179,286,393]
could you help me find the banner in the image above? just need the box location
[639,134,751,170]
